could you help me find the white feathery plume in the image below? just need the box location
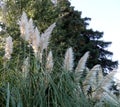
[39,23,56,52]
[75,51,89,81]
[75,51,89,72]
[94,91,119,107]
[22,57,29,78]
[0,1,6,23]
[63,47,74,71]
[19,11,29,40]
[46,51,53,72]
[44,51,53,89]
[28,18,35,43]
[4,36,13,60]
[101,92,119,106]
[51,0,57,6]
[31,27,40,54]
[91,70,118,103]
[38,23,55,62]
[83,64,103,87]
[101,70,116,91]
[83,64,103,98]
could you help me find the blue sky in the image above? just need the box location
[69,0,120,70]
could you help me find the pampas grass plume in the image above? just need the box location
[40,23,56,52]
[32,27,40,54]
[75,51,89,73]
[28,18,35,43]
[19,11,29,40]
[101,70,116,91]
[22,57,29,78]
[83,64,103,86]
[63,47,74,71]
[46,51,53,72]
[4,36,13,59]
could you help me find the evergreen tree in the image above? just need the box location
[80,29,118,72]
[0,0,118,72]
[50,0,118,72]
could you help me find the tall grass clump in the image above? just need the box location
[0,11,120,107]
[0,11,94,107]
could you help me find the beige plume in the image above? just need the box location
[83,64,103,89]
[75,51,89,82]
[38,23,56,62]
[39,23,56,52]
[4,36,13,60]
[22,57,29,78]
[101,70,116,91]
[83,64,103,98]
[28,18,35,43]
[46,51,53,72]
[31,27,40,54]
[19,11,29,40]
[63,47,74,71]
